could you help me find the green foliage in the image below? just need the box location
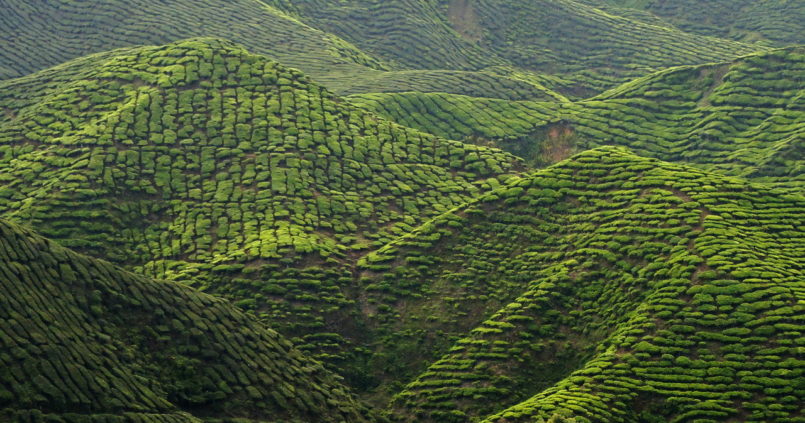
[348,92,562,142]
[0,38,518,372]
[353,47,805,193]
[0,0,386,82]
[0,0,562,101]
[0,0,767,99]
[0,3,801,422]
[0,219,371,422]
[277,0,762,96]
[582,0,805,46]
[361,147,804,422]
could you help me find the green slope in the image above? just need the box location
[266,0,495,71]
[350,47,805,191]
[0,0,768,99]
[274,0,763,96]
[320,68,562,101]
[347,92,561,142]
[584,0,805,46]
[0,0,561,101]
[347,91,563,167]
[571,47,804,186]
[355,147,804,422]
[1,4,802,419]
[442,0,762,94]
[0,38,518,367]
[0,219,371,422]
[0,0,384,80]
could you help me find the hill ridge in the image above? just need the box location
[349,46,805,192]
[346,147,804,421]
[0,0,770,99]
[0,3,802,421]
[0,217,372,422]
[0,38,519,372]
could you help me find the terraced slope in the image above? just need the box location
[323,68,562,101]
[348,92,559,142]
[278,0,762,95]
[0,38,518,368]
[355,147,804,422]
[454,0,761,93]
[585,0,805,45]
[0,0,386,81]
[0,0,771,98]
[268,0,495,71]
[569,47,804,187]
[347,92,562,166]
[0,0,563,100]
[0,219,371,423]
[351,47,805,190]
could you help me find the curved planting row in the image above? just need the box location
[0,38,518,365]
[0,219,372,422]
[355,147,804,422]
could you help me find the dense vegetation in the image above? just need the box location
[0,0,771,99]
[270,0,761,96]
[584,0,805,46]
[0,0,383,80]
[0,218,371,422]
[352,47,805,191]
[0,0,564,101]
[367,147,804,422]
[1,1,803,422]
[0,38,519,374]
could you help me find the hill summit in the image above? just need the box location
[0,38,518,366]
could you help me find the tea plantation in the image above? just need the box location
[272,0,762,96]
[0,0,767,99]
[583,0,805,45]
[0,38,522,372]
[351,47,805,191]
[0,0,385,81]
[365,147,804,422]
[0,1,803,422]
[0,0,561,101]
[0,218,371,422]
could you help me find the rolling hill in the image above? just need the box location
[356,147,804,422]
[272,0,764,96]
[0,218,371,422]
[0,38,519,370]
[0,2,803,422]
[0,0,770,99]
[584,0,805,46]
[0,0,564,101]
[350,47,805,191]
[268,0,495,71]
[0,0,385,80]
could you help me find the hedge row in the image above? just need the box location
[0,39,518,366]
[0,219,371,422]
[352,147,804,422]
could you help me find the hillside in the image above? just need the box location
[0,2,803,421]
[355,147,804,421]
[0,0,569,101]
[350,47,805,190]
[0,38,519,370]
[584,0,805,46]
[0,0,769,99]
[268,0,495,71]
[274,0,763,96]
[0,0,385,80]
[0,218,371,422]
[0,0,563,101]
[347,91,561,166]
